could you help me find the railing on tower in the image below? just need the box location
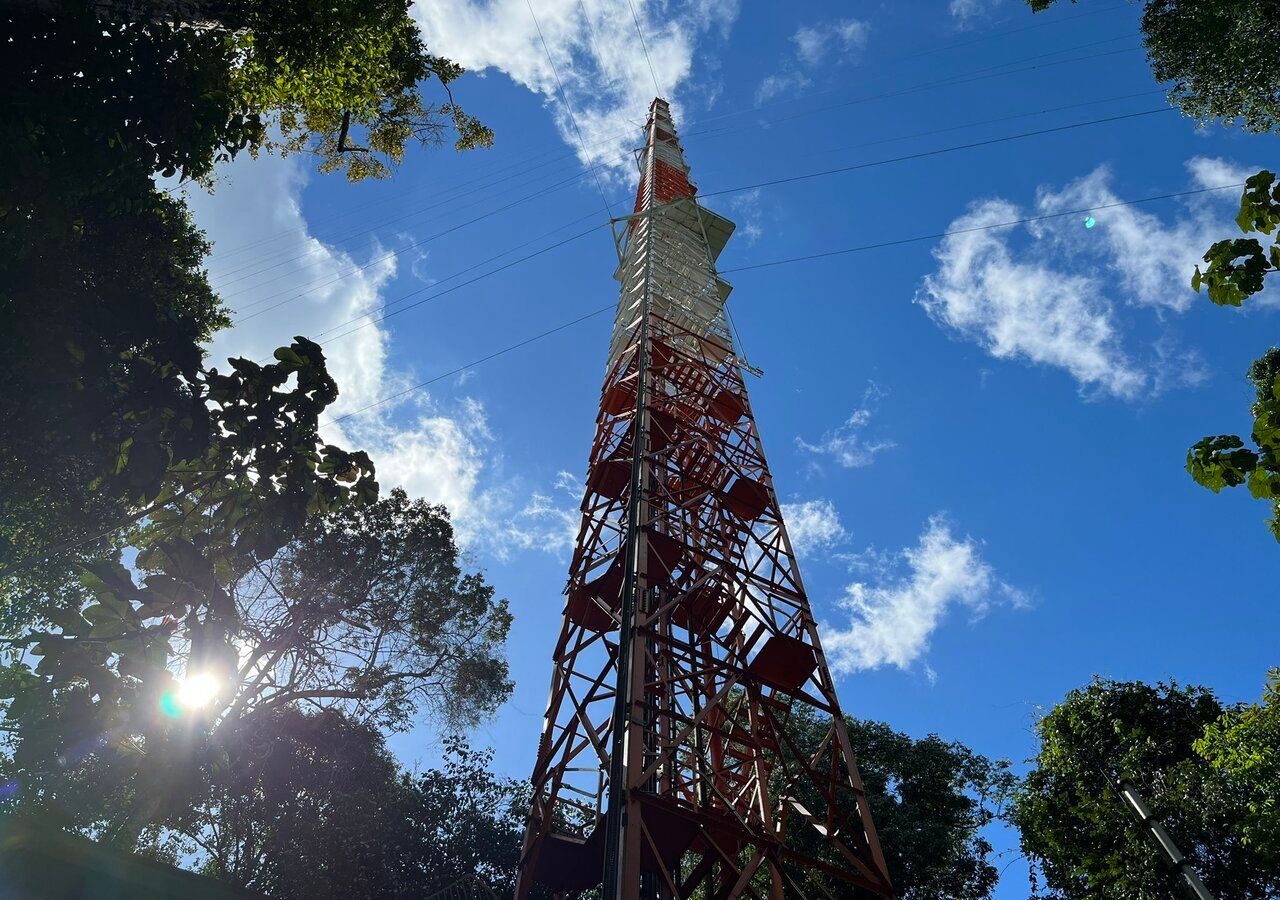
[516,98,894,900]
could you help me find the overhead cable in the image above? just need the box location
[525,0,617,216]
[327,182,1243,423]
[204,26,1143,267]
[234,103,1176,326]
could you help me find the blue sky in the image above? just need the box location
[183,0,1279,892]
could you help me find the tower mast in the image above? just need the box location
[517,98,894,900]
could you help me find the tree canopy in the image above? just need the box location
[780,708,1015,899]
[1187,346,1280,542]
[1,460,511,840]
[1027,1,1280,133]
[1012,677,1279,899]
[1195,669,1280,861]
[1193,170,1280,308]
[1,0,491,619]
[3,0,508,888]
[171,710,524,898]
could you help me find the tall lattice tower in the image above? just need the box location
[517,99,894,900]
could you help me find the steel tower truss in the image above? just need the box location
[517,99,894,900]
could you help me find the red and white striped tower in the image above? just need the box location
[516,99,894,900]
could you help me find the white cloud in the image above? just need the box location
[824,515,1024,674]
[755,16,868,104]
[916,159,1255,399]
[726,188,763,244]
[195,154,399,417]
[949,0,1001,28]
[184,152,577,557]
[755,71,811,105]
[917,197,1145,399]
[496,471,582,560]
[792,18,869,66]
[796,382,895,468]
[1186,155,1256,190]
[780,499,846,555]
[413,0,741,175]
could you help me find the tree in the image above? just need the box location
[1025,0,1280,129]
[1183,176,1280,542]
[231,0,494,180]
[3,7,248,615]
[0,191,229,628]
[1,338,381,838]
[1023,2,1280,539]
[166,709,525,898]
[218,486,512,734]
[183,706,405,895]
[1193,170,1280,307]
[780,708,1016,899]
[380,736,527,896]
[1011,677,1279,899]
[7,0,491,192]
[2,0,491,610]
[1195,669,1280,861]
[1,463,514,840]
[1027,1,1280,130]
[1186,347,1280,542]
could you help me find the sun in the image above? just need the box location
[161,672,222,716]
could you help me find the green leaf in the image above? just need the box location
[1186,435,1257,492]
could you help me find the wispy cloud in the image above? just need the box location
[414,0,741,176]
[755,16,869,104]
[780,499,846,555]
[824,515,1025,675]
[187,152,578,559]
[949,0,1003,29]
[916,158,1256,399]
[726,188,764,244]
[494,470,582,560]
[755,71,811,106]
[793,18,869,66]
[796,382,895,469]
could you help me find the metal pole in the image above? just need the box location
[1115,779,1216,900]
[601,105,659,900]
[1100,765,1216,900]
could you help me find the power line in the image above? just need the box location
[212,152,620,287]
[525,0,616,217]
[324,303,616,427]
[625,0,664,98]
[240,90,1165,348]
[788,88,1165,162]
[302,104,1177,355]
[687,32,1138,136]
[224,81,1162,293]
[325,182,1243,425]
[231,102,1175,327]
[195,3,1136,264]
[222,155,625,309]
[312,223,606,348]
[203,39,1149,292]
[232,177,602,323]
[765,40,1141,131]
[698,107,1175,203]
[7,181,1242,575]
[718,183,1245,275]
[312,216,608,343]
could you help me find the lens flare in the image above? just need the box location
[160,672,221,717]
[1083,216,1097,229]
[176,672,220,709]
[159,692,182,718]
